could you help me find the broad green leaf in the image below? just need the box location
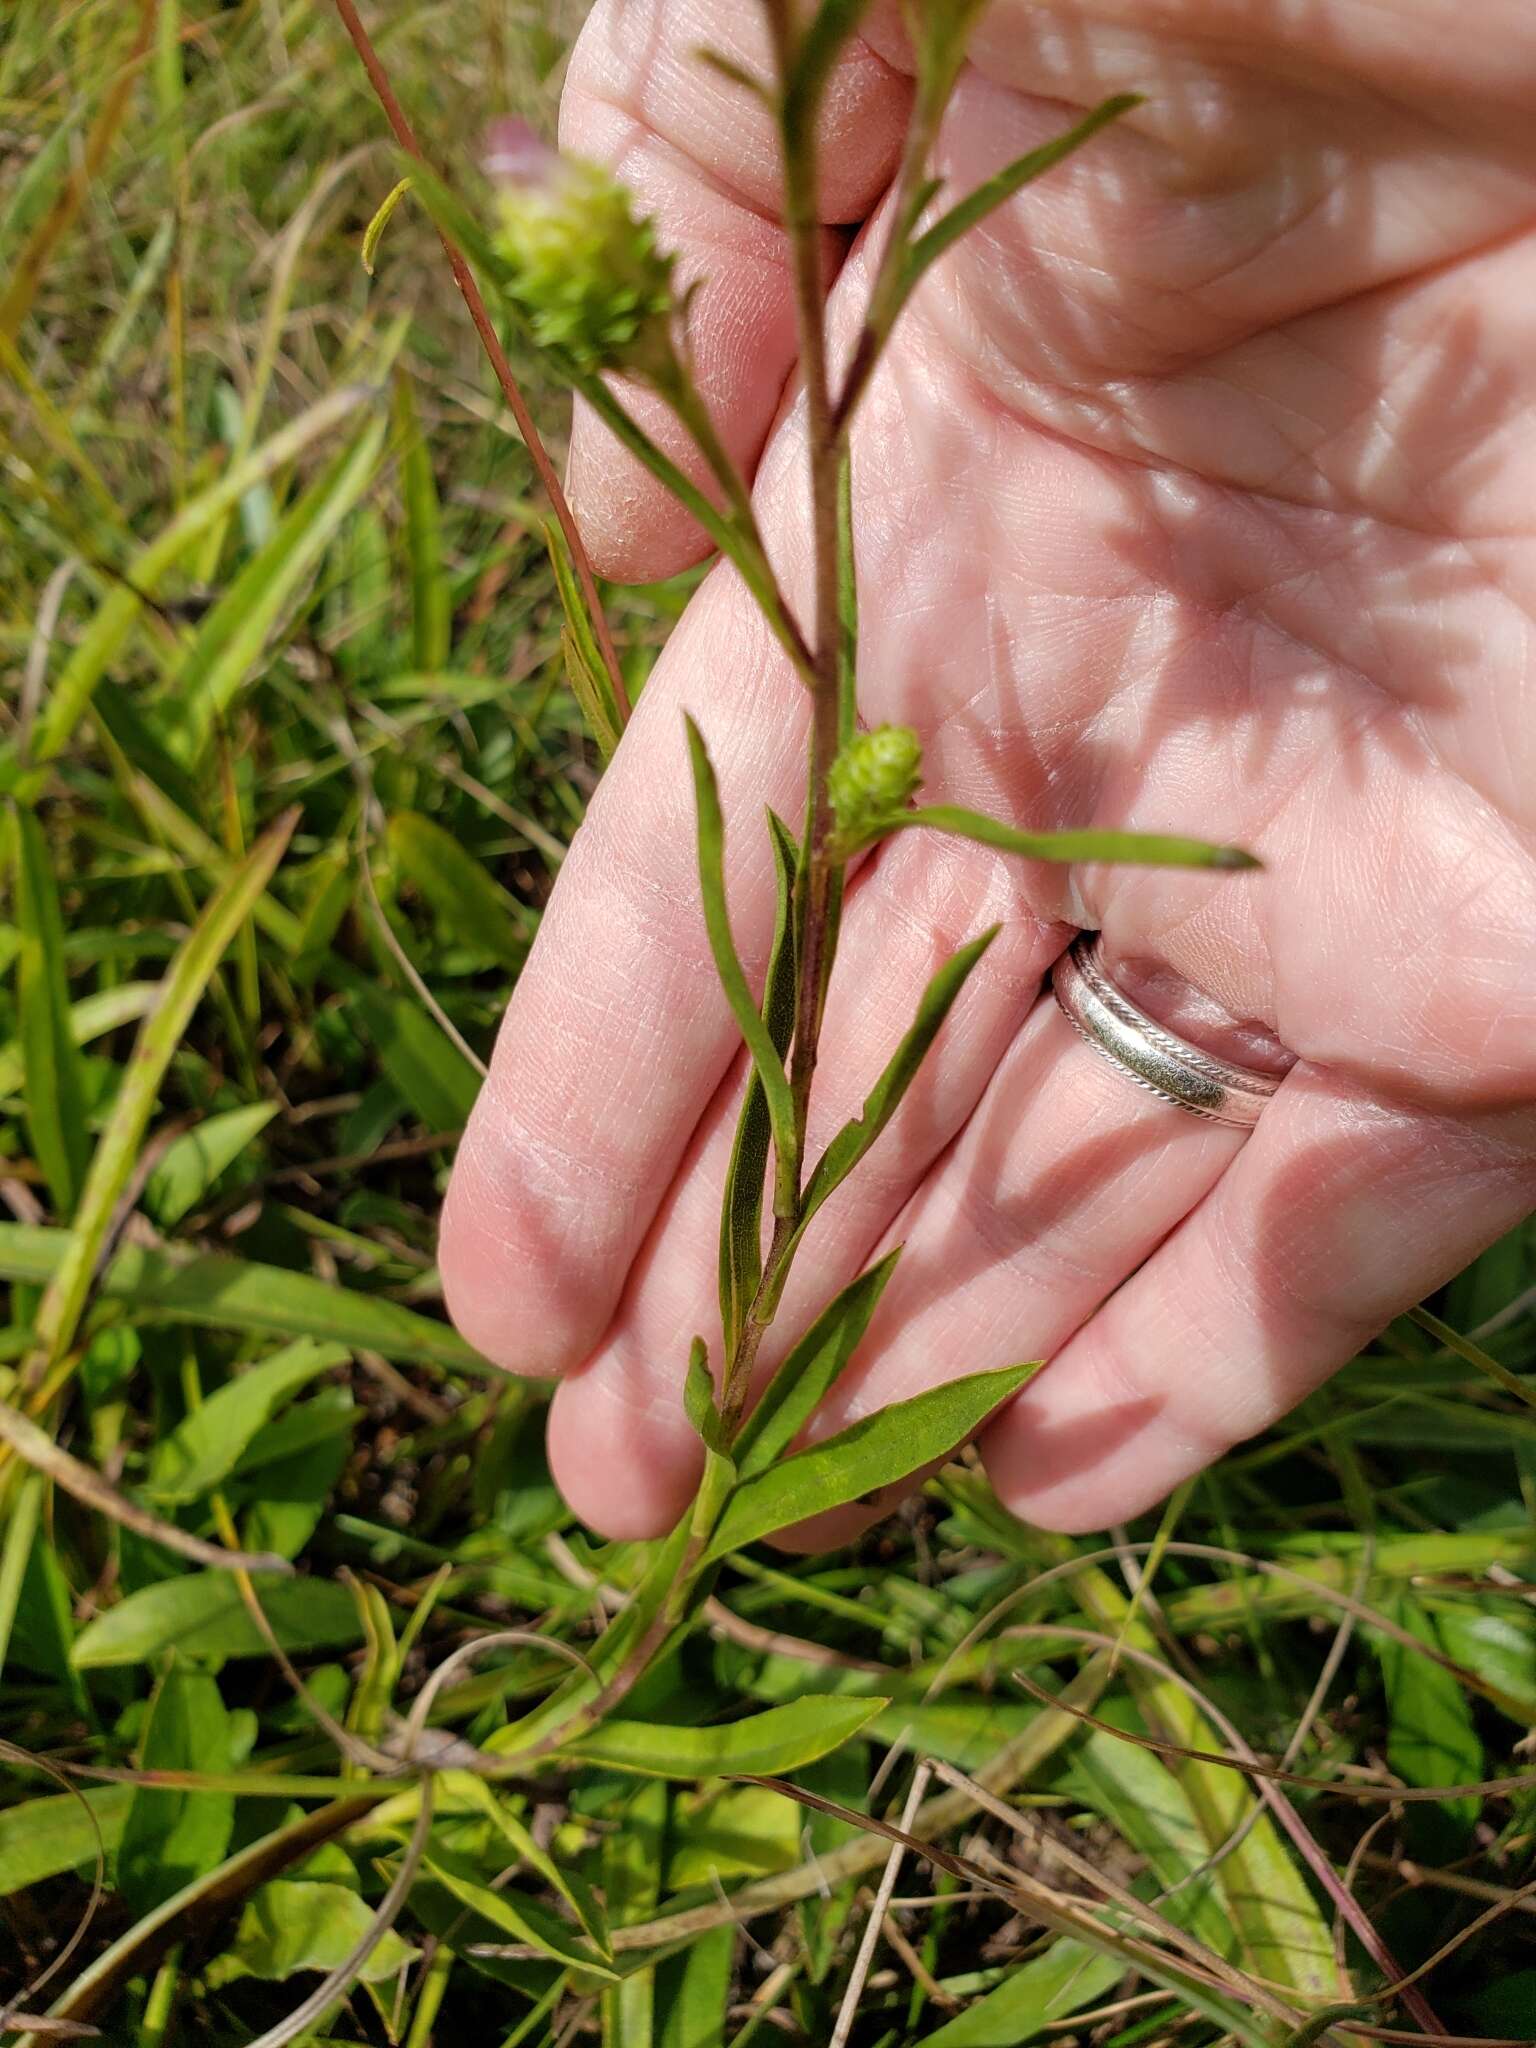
[1378,1594,1481,1839]
[12,804,90,1213]
[890,803,1258,871]
[1433,1606,1536,1722]
[558,1695,887,1778]
[422,1848,617,1979]
[34,385,371,764]
[205,1879,417,1986]
[0,1224,493,1375]
[31,809,298,1372]
[348,978,481,1130]
[685,717,796,1195]
[388,810,529,968]
[0,1785,132,1898]
[922,1940,1123,2047]
[705,1362,1040,1562]
[656,1925,734,2048]
[143,1101,277,1227]
[718,810,797,1351]
[735,1250,900,1480]
[149,1337,347,1501]
[394,374,451,670]
[175,417,387,754]
[666,1783,799,1888]
[73,1570,363,1668]
[0,980,158,1099]
[117,1665,236,1915]
[796,929,998,1238]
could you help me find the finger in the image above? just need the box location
[982,1070,1536,1533]
[561,0,909,579]
[439,562,806,1377]
[770,994,1248,1551]
[545,831,1062,1539]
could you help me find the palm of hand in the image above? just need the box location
[442,1,1536,1542]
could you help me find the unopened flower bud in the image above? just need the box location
[483,119,675,375]
[828,724,923,853]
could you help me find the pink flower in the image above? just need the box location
[483,117,558,188]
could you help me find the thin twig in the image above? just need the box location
[830,1764,931,2048]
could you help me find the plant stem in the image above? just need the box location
[328,0,630,722]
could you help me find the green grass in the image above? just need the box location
[2,5,1535,2044]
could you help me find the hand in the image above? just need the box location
[441,0,1536,1544]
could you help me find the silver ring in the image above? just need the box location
[1051,933,1281,1129]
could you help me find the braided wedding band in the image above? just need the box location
[1051,933,1281,1129]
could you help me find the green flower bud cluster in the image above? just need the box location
[491,153,675,375]
[827,724,923,855]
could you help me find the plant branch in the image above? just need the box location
[328,0,629,722]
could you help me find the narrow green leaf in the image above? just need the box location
[0,1469,44,1686]
[797,928,998,1232]
[0,1224,493,1375]
[142,1101,277,1227]
[657,1924,734,2048]
[924,1940,1122,2047]
[545,517,623,758]
[718,810,798,1351]
[73,1571,363,1669]
[892,803,1259,871]
[175,416,388,754]
[31,808,299,1372]
[387,810,529,968]
[602,1778,667,2045]
[735,1250,900,1479]
[149,1337,347,1501]
[205,1879,417,1986]
[0,980,158,1099]
[393,373,451,671]
[117,1666,237,1915]
[12,804,89,1213]
[559,1695,888,1778]
[684,1336,728,1457]
[705,1362,1040,1561]
[903,96,1142,292]
[685,718,796,1195]
[422,1849,617,1979]
[348,978,481,1130]
[34,384,373,765]
[446,1771,612,1957]
[362,175,413,275]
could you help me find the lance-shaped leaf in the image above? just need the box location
[394,372,451,671]
[795,927,998,1241]
[888,804,1258,871]
[718,810,798,1349]
[546,516,624,760]
[684,1337,729,1458]
[734,1250,901,1480]
[143,1101,277,1228]
[703,1361,1040,1561]
[12,804,89,1214]
[149,1337,347,1502]
[685,717,797,1191]
[420,1848,618,1979]
[903,95,1143,295]
[558,1695,888,1778]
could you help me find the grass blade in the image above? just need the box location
[393,372,451,671]
[11,805,90,1214]
[28,809,299,1377]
